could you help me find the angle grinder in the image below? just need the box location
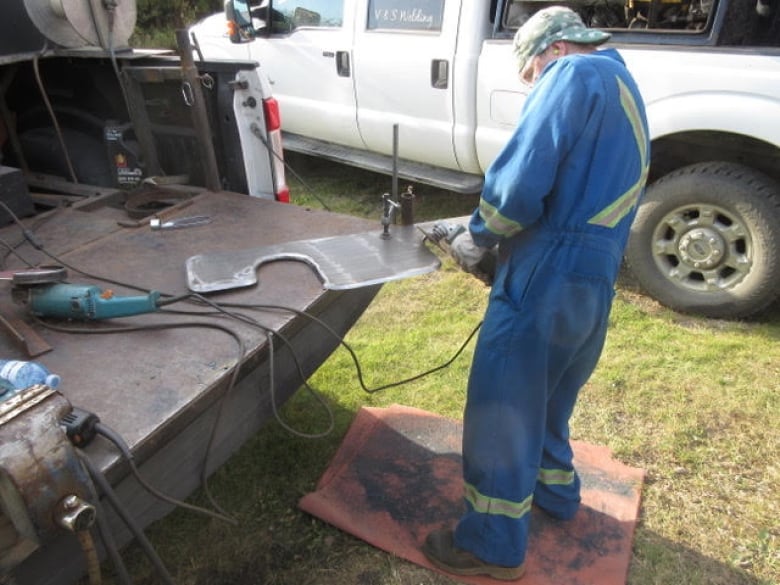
[6,266,161,320]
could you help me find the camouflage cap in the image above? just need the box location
[513,6,611,73]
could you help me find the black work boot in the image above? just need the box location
[422,529,526,581]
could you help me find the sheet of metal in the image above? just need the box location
[186,225,440,292]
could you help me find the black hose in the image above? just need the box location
[92,502,134,585]
[77,451,177,585]
[94,422,237,525]
[82,470,134,585]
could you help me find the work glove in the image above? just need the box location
[428,221,497,285]
[429,221,466,244]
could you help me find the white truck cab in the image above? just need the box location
[190,0,780,319]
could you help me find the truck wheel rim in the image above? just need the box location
[651,203,753,293]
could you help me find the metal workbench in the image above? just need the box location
[0,188,430,584]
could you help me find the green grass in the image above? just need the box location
[92,154,779,585]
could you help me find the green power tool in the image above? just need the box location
[9,266,161,320]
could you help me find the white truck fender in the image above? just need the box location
[647,91,780,146]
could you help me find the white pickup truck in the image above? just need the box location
[189,0,780,319]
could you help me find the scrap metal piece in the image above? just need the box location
[186,225,440,293]
[0,306,52,357]
[150,215,212,230]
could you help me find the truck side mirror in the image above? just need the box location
[225,0,255,43]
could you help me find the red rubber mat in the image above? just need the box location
[299,405,645,585]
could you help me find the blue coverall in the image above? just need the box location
[453,48,650,567]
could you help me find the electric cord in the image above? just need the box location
[177,294,337,439]
[32,44,79,184]
[213,299,484,394]
[165,296,482,437]
[266,329,334,438]
[159,302,337,438]
[0,236,35,268]
[35,247,157,295]
[61,432,133,584]
[0,201,69,268]
[33,316,246,523]
[94,421,238,525]
[0,200,45,252]
[77,451,177,585]
[90,494,134,585]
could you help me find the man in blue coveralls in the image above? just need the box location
[423,6,650,581]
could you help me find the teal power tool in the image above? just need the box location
[27,283,160,320]
[10,267,161,320]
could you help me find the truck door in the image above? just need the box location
[248,0,365,149]
[353,0,462,170]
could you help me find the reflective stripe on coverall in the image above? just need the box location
[453,48,650,568]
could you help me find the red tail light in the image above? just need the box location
[262,98,289,202]
[263,97,282,131]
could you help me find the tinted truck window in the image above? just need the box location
[503,0,713,33]
[272,0,344,30]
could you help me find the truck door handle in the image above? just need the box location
[336,51,351,77]
[431,59,449,89]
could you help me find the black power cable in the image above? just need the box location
[160,296,482,437]
[38,316,246,523]
[207,299,484,394]
[95,419,238,525]
[79,470,134,585]
[77,451,177,585]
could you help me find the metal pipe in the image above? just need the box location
[392,123,399,201]
[400,185,415,226]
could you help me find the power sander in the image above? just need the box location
[8,266,161,320]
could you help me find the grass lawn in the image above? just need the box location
[98,153,779,585]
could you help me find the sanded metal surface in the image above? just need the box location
[186,225,441,292]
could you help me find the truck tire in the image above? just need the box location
[625,161,780,319]
[18,127,114,187]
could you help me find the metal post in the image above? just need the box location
[392,123,399,201]
[175,29,221,192]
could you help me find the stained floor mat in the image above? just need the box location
[299,405,645,585]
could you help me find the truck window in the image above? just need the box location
[367,0,445,31]
[263,0,344,32]
[502,0,714,34]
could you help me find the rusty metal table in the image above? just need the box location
[0,190,424,585]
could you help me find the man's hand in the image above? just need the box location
[426,221,496,285]
[429,221,466,244]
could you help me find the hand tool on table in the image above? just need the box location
[417,220,497,285]
[0,266,68,355]
[6,266,161,320]
[150,215,212,230]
